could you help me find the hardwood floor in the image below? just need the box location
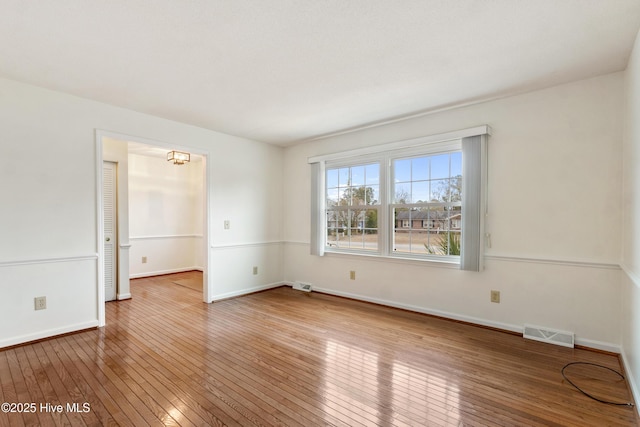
[0,271,637,426]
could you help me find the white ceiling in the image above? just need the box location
[1,1,639,146]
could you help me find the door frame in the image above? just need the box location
[95,129,212,327]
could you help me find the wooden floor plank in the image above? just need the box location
[42,338,134,426]
[4,349,40,427]
[13,346,66,427]
[0,351,25,427]
[0,271,637,426]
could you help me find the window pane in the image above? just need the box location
[327,164,380,210]
[348,209,378,251]
[393,207,410,253]
[365,164,379,185]
[327,188,339,206]
[412,157,429,181]
[352,187,368,206]
[430,179,450,202]
[337,187,348,206]
[326,208,378,251]
[395,182,411,203]
[392,209,431,255]
[394,159,411,182]
[433,231,460,256]
[449,209,462,230]
[338,168,349,187]
[412,181,429,203]
[394,207,410,229]
[424,231,443,255]
[326,211,338,247]
[422,216,461,256]
[351,166,365,186]
[336,211,348,228]
[327,169,338,189]
[450,152,462,176]
[449,176,462,202]
[364,208,377,230]
[430,154,450,179]
[368,185,379,205]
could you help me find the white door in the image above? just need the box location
[103,162,117,302]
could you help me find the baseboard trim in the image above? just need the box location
[210,281,285,302]
[574,338,621,354]
[310,286,620,353]
[620,350,640,416]
[0,320,100,350]
[130,266,203,279]
[312,285,521,330]
[117,293,132,300]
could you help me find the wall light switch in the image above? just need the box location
[224,220,230,230]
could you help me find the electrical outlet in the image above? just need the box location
[224,220,230,229]
[34,296,47,310]
[142,256,147,264]
[350,270,356,280]
[253,266,258,275]
[490,290,500,303]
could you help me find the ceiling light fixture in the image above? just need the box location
[167,150,190,165]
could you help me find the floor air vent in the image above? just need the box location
[292,281,312,292]
[523,324,574,348]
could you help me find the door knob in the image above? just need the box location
[106,237,111,242]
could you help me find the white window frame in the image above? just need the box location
[389,145,462,261]
[325,159,382,253]
[322,140,462,262]
[309,125,489,270]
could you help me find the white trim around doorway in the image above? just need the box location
[95,129,212,327]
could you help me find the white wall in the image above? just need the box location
[0,62,629,359]
[128,153,203,278]
[0,77,284,348]
[283,72,624,350]
[621,29,640,408]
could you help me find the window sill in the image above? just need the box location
[323,249,460,269]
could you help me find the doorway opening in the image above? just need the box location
[96,130,211,326]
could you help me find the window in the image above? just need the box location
[323,144,462,261]
[326,163,380,251]
[392,152,462,257]
[310,126,488,271]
